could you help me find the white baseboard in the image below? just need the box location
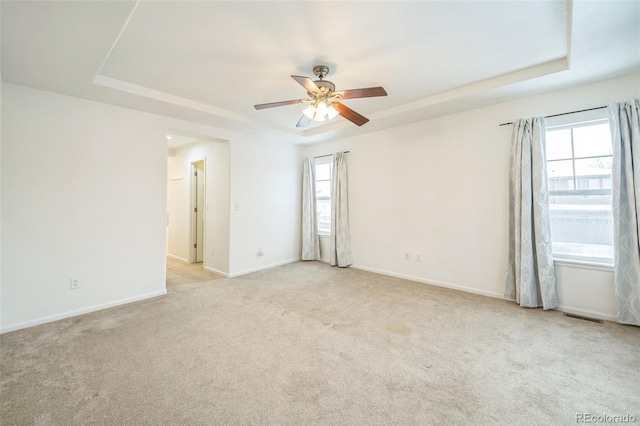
[166,253,189,263]
[0,289,168,334]
[350,264,507,300]
[203,265,230,278]
[228,258,300,278]
[557,304,617,322]
[350,264,618,323]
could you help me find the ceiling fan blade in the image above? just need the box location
[333,102,369,126]
[296,114,312,128]
[291,75,320,94]
[254,99,304,110]
[335,86,387,100]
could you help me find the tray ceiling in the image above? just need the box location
[2,1,639,144]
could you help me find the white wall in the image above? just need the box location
[167,140,230,274]
[305,73,640,321]
[1,83,169,332]
[1,83,303,332]
[228,137,303,276]
[0,27,3,326]
[4,72,632,331]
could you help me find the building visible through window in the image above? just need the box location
[315,157,332,235]
[546,118,613,264]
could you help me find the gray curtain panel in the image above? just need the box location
[505,117,559,309]
[610,99,640,326]
[301,157,320,261]
[330,152,353,267]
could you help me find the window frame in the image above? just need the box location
[545,116,614,266]
[315,156,333,237]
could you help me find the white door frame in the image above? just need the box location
[189,158,206,263]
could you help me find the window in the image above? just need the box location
[545,117,613,264]
[315,157,332,235]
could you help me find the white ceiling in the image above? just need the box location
[2,1,639,145]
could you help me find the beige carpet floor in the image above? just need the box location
[165,257,225,286]
[1,260,638,425]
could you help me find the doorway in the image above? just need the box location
[165,131,230,277]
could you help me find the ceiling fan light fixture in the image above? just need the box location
[303,99,338,122]
[254,65,387,127]
[326,102,339,120]
[303,103,318,120]
[315,100,330,120]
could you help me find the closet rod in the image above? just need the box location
[498,106,607,127]
[314,151,350,159]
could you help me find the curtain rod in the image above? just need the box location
[498,106,607,127]
[314,151,350,159]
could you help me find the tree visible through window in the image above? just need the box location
[315,157,332,235]
[545,119,613,263]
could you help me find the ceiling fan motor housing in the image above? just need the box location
[309,65,335,96]
[312,65,330,79]
[311,80,335,96]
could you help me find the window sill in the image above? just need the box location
[553,258,613,272]
[318,234,330,239]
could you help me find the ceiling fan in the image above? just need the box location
[254,65,387,128]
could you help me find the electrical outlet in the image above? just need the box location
[211,248,215,256]
[404,252,410,261]
[70,278,80,290]
[258,247,265,257]
[416,253,423,263]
